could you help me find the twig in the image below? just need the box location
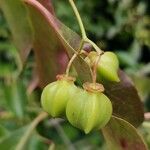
[68,0,103,54]
[68,0,104,82]
[51,119,76,150]
[69,0,87,39]
[65,53,77,77]
[16,112,48,150]
[48,142,55,150]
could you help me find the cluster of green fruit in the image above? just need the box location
[41,51,119,134]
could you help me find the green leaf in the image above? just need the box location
[0,125,9,138]
[0,126,28,150]
[102,116,148,150]
[0,42,23,77]
[131,75,150,101]
[24,0,92,87]
[116,51,137,67]
[103,70,144,127]
[0,0,33,63]
[0,63,13,77]
[4,80,27,119]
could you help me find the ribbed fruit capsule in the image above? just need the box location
[87,51,120,82]
[66,83,112,134]
[41,75,77,117]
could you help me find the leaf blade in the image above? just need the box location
[0,0,33,63]
[102,116,148,150]
[24,0,92,87]
[0,126,28,150]
[103,70,144,127]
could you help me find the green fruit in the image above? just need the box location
[66,83,112,134]
[41,75,77,117]
[87,51,120,82]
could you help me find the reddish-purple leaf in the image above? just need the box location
[102,116,148,150]
[103,70,144,127]
[24,0,92,87]
[37,0,55,14]
[0,0,33,63]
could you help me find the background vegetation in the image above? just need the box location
[0,0,150,149]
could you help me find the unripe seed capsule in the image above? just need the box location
[66,83,112,134]
[41,75,77,117]
[86,51,120,82]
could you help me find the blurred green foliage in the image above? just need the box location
[0,0,150,149]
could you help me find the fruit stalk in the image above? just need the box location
[69,0,87,39]
[65,53,77,77]
[92,53,101,85]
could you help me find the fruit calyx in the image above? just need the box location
[56,74,75,82]
[83,82,104,93]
